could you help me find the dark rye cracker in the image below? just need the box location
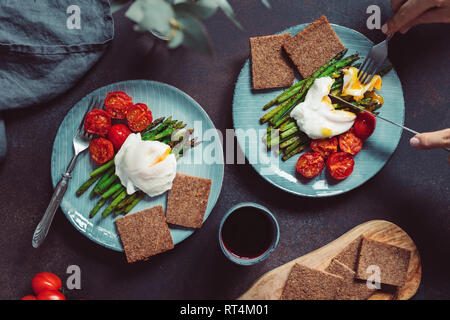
[326,259,376,300]
[333,236,363,271]
[356,237,411,287]
[250,33,294,90]
[115,206,174,263]
[281,263,343,300]
[166,173,212,229]
[283,15,345,78]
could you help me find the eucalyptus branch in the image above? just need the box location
[111,0,270,55]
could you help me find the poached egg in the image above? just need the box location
[342,67,382,101]
[290,77,356,139]
[115,133,177,197]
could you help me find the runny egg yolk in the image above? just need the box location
[342,67,382,101]
[150,147,171,167]
[321,128,332,136]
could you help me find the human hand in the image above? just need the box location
[382,0,450,35]
[410,129,450,164]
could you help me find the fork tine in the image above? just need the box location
[357,57,370,79]
[76,96,97,135]
[362,61,378,85]
[360,59,375,85]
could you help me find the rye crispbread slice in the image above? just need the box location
[326,259,376,300]
[333,236,363,271]
[356,237,411,287]
[280,263,343,300]
[166,173,212,229]
[250,33,294,90]
[283,15,345,78]
[115,206,174,263]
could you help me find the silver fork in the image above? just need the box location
[32,97,97,248]
[357,34,393,85]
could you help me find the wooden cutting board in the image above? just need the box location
[238,220,421,300]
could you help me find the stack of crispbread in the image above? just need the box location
[280,236,411,300]
[115,173,212,263]
[250,15,345,90]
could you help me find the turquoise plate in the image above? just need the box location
[52,80,224,251]
[233,24,404,197]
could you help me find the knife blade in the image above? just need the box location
[328,94,419,135]
[328,94,450,152]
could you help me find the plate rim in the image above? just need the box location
[232,23,405,198]
[51,79,225,251]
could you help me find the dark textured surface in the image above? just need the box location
[0,0,449,300]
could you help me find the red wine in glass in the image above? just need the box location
[221,206,274,259]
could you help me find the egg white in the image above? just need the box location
[290,77,356,139]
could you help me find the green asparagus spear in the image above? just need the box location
[76,175,101,197]
[102,190,127,218]
[280,135,301,149]
[89,198,107,218]
[102,183,124,199]
[282,144,307,161]
[95,174,118,195]
[142,117,165,134]
[123,192,145,214]
[90,167,114,197]
[89,159,115,177]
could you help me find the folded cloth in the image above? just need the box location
[0,0,114,161]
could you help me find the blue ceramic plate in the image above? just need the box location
[233,24,404,197]
[52,80,224,251]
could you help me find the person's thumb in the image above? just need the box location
[410,129,450,149]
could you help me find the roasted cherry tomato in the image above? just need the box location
[89,137,114,165]
[126,103,153,132]
[310,137,338,158]
[353,112,376,140]
[84,108,111,137]
[21,295,37,300]
[108,124,131,151]
[296,152,325,178]
[339,129,363,155]
[31,272,62,295]
[36,290,66,301]
[326,152,355,180]
[104,91,133,119]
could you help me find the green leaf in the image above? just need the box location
[126,0,175,37]
[214,0,243,30]
[260,0,271,8]
[110,0,132,14]
[174,0,218,20]
[175,12,212,55]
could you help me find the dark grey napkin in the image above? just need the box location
[0,0,114,161]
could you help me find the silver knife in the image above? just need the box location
[328,94,450,152]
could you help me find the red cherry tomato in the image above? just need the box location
[126,103,153,132]
[353,112,376,140]
[36,290,66,301]
[296,152,325,178]
[107,124,131,151]
[339,129,363,155]
[89,137,115,165]
[104,91,133,119]
[310,137,338,158]
[31,272,62,295]
[326,152,355,180]
[84,108,111,137]
[21,295,37,300]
